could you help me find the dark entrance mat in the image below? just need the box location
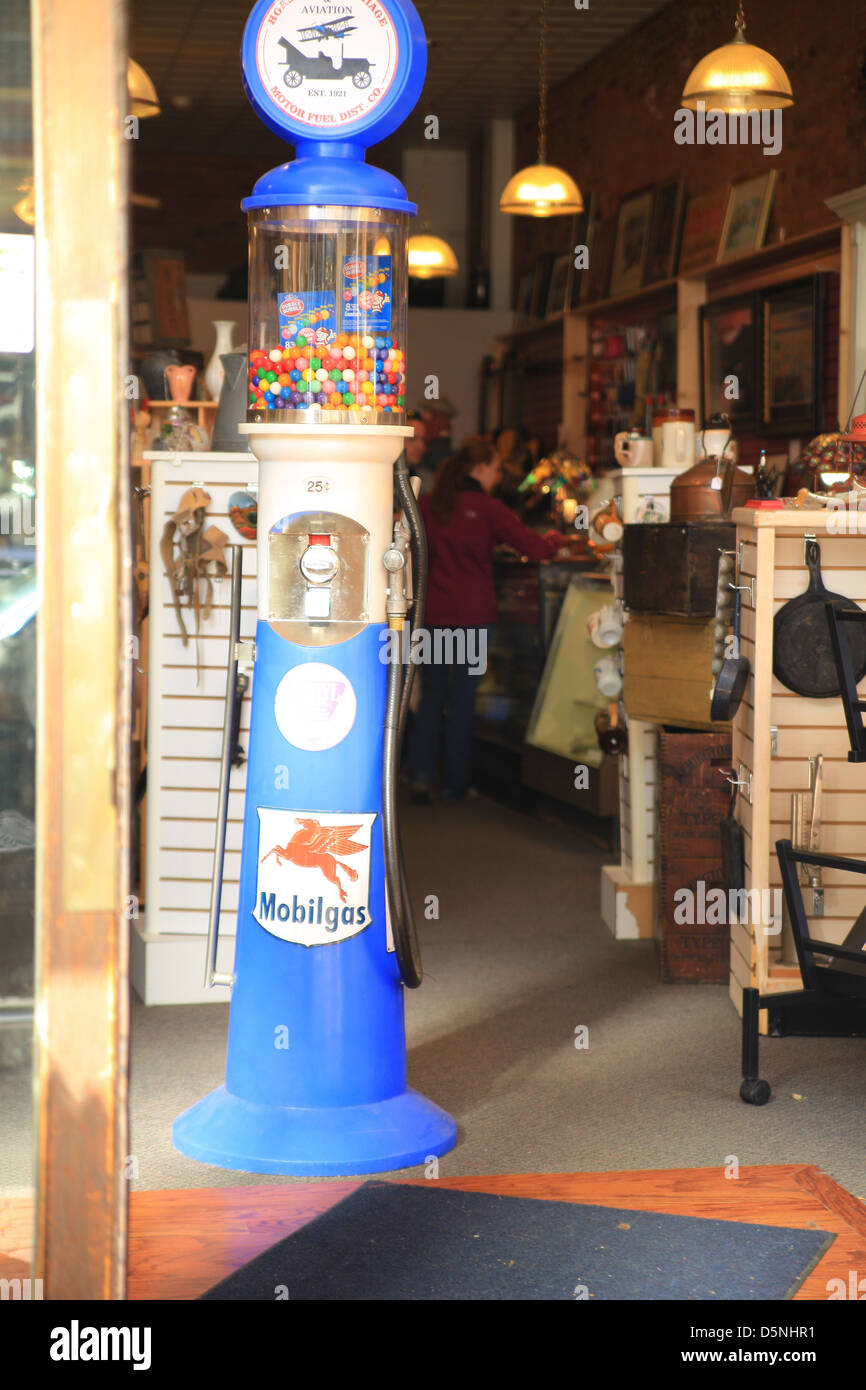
[200,1181,835,1300]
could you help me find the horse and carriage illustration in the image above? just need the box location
[278,16,374,90]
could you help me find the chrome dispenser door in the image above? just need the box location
[268,511,369,646]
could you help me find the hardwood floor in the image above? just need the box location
[2,1165,864,1300]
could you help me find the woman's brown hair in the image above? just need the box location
[428,435,495,524]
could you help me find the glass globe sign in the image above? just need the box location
[682,2,793,112]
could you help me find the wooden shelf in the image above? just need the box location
[570,278,678,319]
[730,505,862,531]
[562,227,841,322]
[497,312,566,345]
[697,224,841,286]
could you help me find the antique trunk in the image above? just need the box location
[622,521,735,617]
[623,613,728,732]
[656,728,733,983]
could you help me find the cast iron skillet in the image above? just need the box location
[773,538,866,698]
[711,582,750,720]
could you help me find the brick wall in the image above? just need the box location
[133,153,255,277]
[512,0,866,284]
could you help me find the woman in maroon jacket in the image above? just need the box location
[407,435,560,803]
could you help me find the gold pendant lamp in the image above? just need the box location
[682,1,793,112]
[499,0,582,217]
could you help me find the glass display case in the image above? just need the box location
[525,575,612,767]
[474,559,607,753]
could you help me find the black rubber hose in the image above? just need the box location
[383,635,422,987]
[394,456,427,744]
[381,453,428,989]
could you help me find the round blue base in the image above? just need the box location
[172,1085,458,1177]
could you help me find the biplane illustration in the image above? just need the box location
[278,16,373,90]
[261,816,367,903]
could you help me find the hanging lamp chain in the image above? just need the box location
[735,0,746,37]
[537,0,548,165]
[421,139,430,233]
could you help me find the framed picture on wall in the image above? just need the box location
[545,253,571,318]
[608,188,654,298]
[584,215,615,305]
[568,195,594,307]
[514,269,535,329]
[644,178,685,285]
[719,171,776,262]
[700,293,759,429]
[134,249,191,346]
[761,275,824,435]
[530,252,556,320]
[677,186,730,276]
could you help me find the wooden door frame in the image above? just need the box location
[31,0,131,1299]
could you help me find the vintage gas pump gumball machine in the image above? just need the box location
[172,0,457,1175]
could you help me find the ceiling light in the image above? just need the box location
[407,234,458,279]
[499,164,583,219]
[499,0,582,217]
[682,1,793,111]
[127,58,160,118]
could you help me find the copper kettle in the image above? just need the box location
[670,454,754,522]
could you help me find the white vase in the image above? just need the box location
[204,320,236,402]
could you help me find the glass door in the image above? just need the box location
[0,0,37,1200]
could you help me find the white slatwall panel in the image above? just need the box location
[146,453,258,937]
[614,466,678,886]
[733,519,866,998]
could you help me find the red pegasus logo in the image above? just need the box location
[261,817,367,904]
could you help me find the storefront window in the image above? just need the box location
[0,0,36,1186]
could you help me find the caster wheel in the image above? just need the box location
[740,1078,771,1105]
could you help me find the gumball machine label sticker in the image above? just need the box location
[276,292,337,345]
[254,0,399,129]
[342,256,391,329]
[274,662,358,751]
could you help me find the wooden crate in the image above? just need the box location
[657,729,733,982]
[622,521,735,617]
[623,614,729,732]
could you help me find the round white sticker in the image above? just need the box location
[254,0,399,131]
[275,662,357,751]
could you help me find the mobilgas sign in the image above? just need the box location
[254,807,376,945]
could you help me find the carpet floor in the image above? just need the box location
[1,793,865,1196]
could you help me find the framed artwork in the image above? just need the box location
[514,270,535,328]
[608,188,654,298]
[568,195,595,307]
[761,275,824,435]
[136,250,191,345]
[700,293,759,429]
[644,179,685,285]
[677,186,730,276]
[719,171,776,262]
[584,215,615,305]
[545,253,571,318]
[530,252,556,320]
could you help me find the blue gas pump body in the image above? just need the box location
[173,621,457,1174]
